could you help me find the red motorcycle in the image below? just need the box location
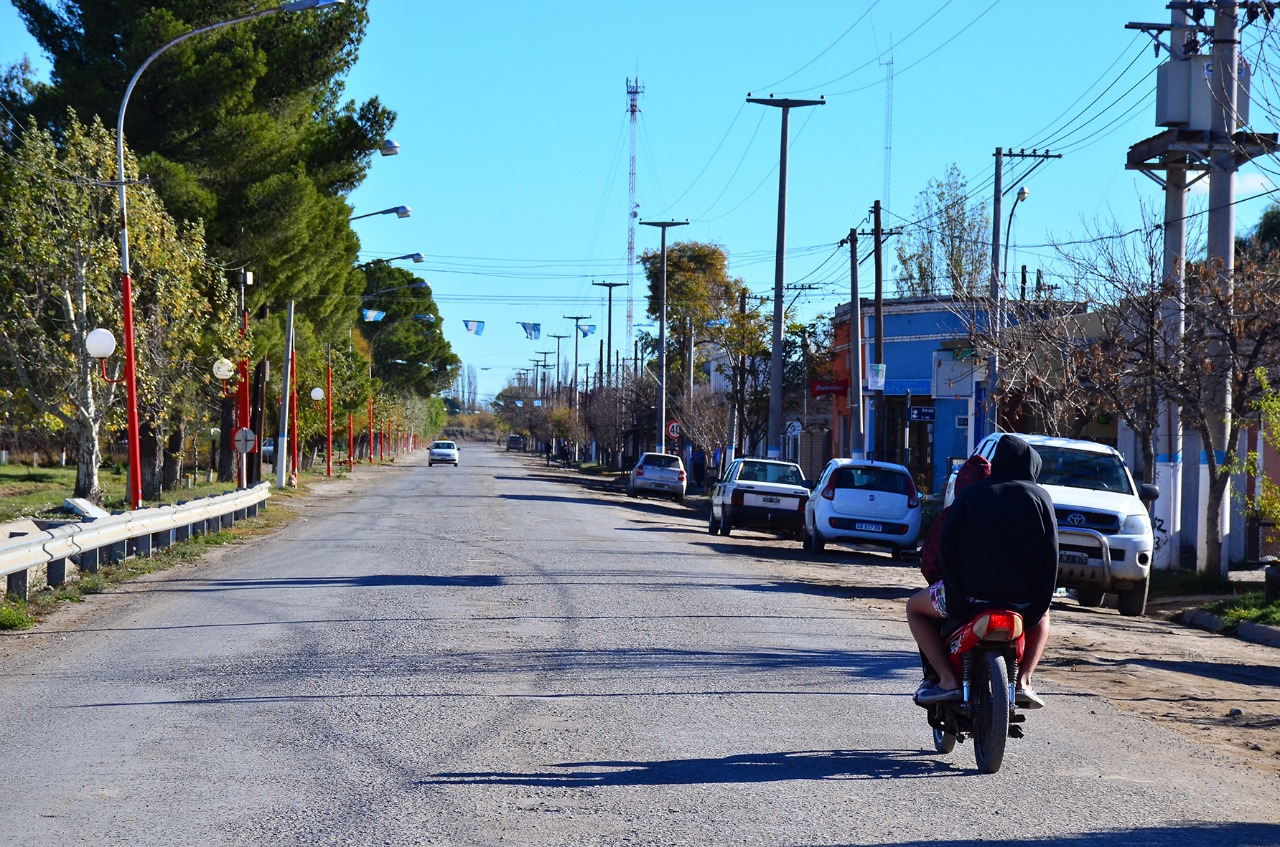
[919,607,1028,774]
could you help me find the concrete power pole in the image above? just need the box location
[1126,2,1277,572]
[840,228,865,459]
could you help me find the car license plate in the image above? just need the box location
[1059,551,1090,566]
[855,521,882,532]
[762,495,780,505]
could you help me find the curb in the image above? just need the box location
[1179,609,1280,649]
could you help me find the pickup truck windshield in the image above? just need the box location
[1034,446,1133,494]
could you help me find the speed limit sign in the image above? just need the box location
[667,420,680,439]
[233,427,257,454]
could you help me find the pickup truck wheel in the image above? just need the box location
[1074,587,1106,607]
[1117,576,1149,617]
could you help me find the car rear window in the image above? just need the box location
[832,466,908,495]
[740,462,803,485]
[432,441,455,449]
[642,454,680,468]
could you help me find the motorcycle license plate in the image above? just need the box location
[855,521,882,532]
[1059,551,1090,566]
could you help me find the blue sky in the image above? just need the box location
[4,1,1278,406]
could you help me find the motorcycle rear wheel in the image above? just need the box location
[972,650,1011,774]
[932,724,957,754]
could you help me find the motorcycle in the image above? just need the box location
[918,607,1028,774]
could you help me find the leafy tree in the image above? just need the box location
[4,0,395,358]
[895,164,990,297]
[356,263,461,398]
[0,114,235,502]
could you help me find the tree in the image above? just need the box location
[356,263,461,398]
[895,164,990,298]
[638,241,743,404]
[4,0,395,369]
[0,114,235,503]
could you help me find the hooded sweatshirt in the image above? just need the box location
[938,435,1059,627]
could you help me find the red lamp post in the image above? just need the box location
[108,0,346,508]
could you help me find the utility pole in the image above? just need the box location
[564,315,591,410]
[549,334,570,402]
[988,146,1061,436]
[873,201,887,461]
[1126,2,1277,572]
[747,93,825,459]
[593,281,625,388]
[839,228,865,459]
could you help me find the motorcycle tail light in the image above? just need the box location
[972,611,1024,641]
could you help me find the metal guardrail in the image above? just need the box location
[0,483,271,601]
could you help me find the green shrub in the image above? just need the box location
[0,604,35,630]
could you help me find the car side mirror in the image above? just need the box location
[1139,483,1160,502]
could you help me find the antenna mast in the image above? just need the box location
[626,77,643,355]
[882,47,893,213]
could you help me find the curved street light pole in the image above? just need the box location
[115,0,346,509]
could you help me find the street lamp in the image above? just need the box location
[989,186,1030,432]
[1003,187,1029,286]
[639,219,688,453]
[380,139,400,157]
[747,93,825,459]
[350,205,411,221]
[112,0,346,509]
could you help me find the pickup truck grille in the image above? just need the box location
[1054,508,1120,534]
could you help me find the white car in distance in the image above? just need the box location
[428,440,459,467]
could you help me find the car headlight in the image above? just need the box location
[1122,512,1152,536]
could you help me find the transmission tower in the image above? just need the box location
[626,77,643,356]
[882,50,893,213]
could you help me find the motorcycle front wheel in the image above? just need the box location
[972,650,1011,774]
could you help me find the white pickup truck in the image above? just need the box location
[948,433,1159,617]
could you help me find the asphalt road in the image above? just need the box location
[2,445,1278,846]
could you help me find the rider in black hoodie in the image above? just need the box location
[908,434,1059,707]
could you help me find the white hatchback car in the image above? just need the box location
[803,459,922,559]
[428,440,459,466]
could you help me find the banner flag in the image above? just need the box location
[520,322,541,340]
[361,309,386,322]
[578,324,596,337]
[463,320,484,335]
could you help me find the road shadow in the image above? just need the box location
[734,579,916,603]
[419,748,957,787]
[853,823,1280,847]
[148,574,504,592]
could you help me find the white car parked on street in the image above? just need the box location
[803,459,922,559]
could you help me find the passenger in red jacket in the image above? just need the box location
[907,435,1059,709]
[917,454,990,585]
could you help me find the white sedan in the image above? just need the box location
[428,440,459,466]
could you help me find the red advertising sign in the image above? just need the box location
[810,378,849,398]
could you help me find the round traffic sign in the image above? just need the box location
[667,420,680,439]
[233,427,257,454]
